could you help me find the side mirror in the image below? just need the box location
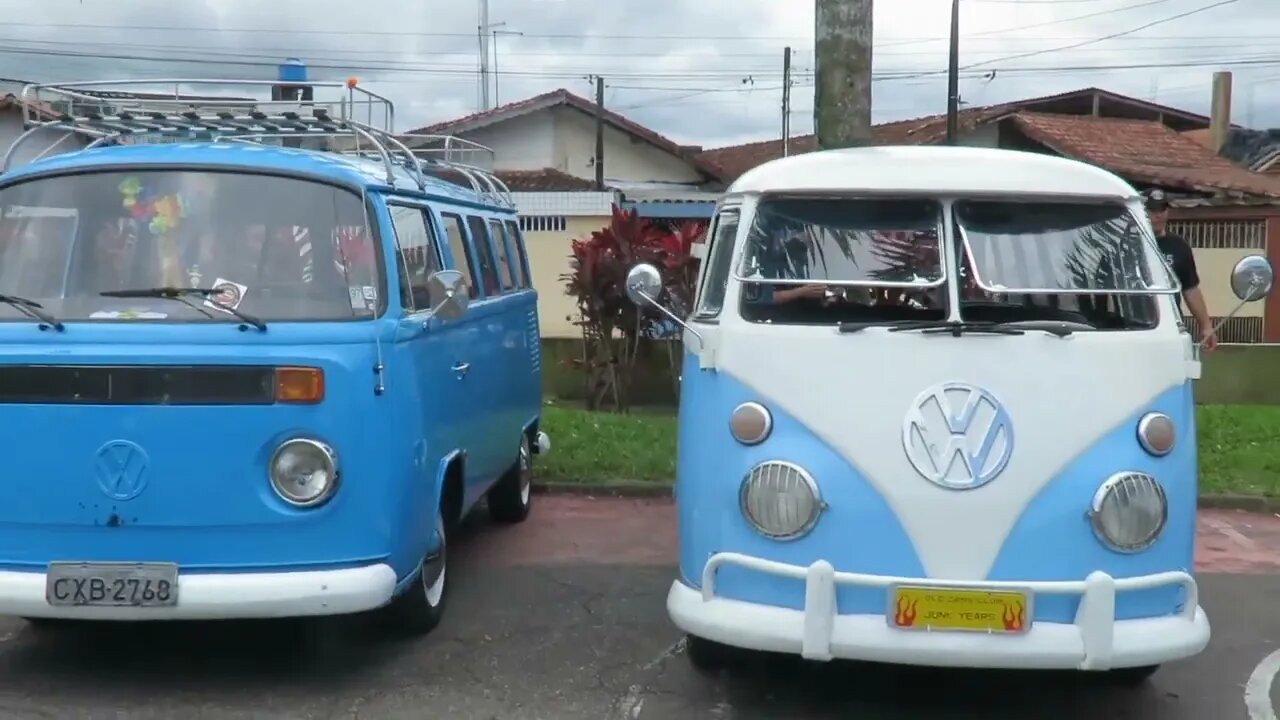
[625,263,664,307]
[624,262,704,347]
[426,269,470,321]
[1230,255,1274,303]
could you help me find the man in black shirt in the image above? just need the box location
[1147,190,1217,351]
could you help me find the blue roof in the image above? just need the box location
[1,141,508,210]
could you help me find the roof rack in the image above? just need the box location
[3,78,514,208]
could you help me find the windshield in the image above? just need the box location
[0,170,381,323]
[954,200,1173,330]
[736,197,948,326]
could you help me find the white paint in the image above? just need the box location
[608,637,686,720]
[0,564,397,621]
[669,573,1210,669]
[1244,648,1280,720]
[727,145,1140,200]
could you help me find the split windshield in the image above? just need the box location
[0,170,381,324]
[735,196,1173,330]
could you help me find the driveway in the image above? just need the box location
[0,496,1275,720]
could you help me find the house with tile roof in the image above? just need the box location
[405,88,726,338]
[695,85,1280,343]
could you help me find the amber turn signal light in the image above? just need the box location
[275,367,325,403]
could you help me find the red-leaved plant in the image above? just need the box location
[561,205,707,411]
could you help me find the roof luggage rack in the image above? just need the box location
[3,78,514,208]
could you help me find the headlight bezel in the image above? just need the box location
[268,437,341,508]
[1088,471,1168,553]
[738,460,825,541]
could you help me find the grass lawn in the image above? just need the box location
[538,402,1280,497]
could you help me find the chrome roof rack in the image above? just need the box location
[3,78,514,208]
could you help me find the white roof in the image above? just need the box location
[727,145,1139,200]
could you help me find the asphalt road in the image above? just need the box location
[0,496,1274,720]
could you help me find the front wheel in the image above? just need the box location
[488,434,533,524]
[377,514,448,637]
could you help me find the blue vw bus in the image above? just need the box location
[0,79,547,636]
[626,145,1274,683]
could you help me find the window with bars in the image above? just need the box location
[1181,315,1265,344]
[519,215,567,233]
[1166,219,1266,250]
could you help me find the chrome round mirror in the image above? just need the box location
[1230,255,1274,302]
[625,263,663,306]
[426,269,470,320]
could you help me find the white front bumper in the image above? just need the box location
[668,553,1210,670]
[2,564,398,621]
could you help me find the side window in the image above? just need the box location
[503,219,530,288]
[440,212,478,299]
[488,218,518,291]
[694,208,741,317]
[388,204,442,312]
[465,215,503,295]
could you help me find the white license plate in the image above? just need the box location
[45,562,179,607]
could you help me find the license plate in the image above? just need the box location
[889,584,1031,634]
[45,562,179,607]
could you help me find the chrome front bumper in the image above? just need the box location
[667,552,1210,670]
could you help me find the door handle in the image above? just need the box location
[451,362,471,377]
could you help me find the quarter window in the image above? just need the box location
[694,208,740,317]
[440,212,478,299]
[488,218,517,291]
[503,219,530,288]
[388,204,441,312]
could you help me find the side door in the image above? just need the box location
[435,210,504,505]
[386,200,460,539]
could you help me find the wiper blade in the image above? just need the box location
[0,293,64,331]
[889,320,1025,336]
[100,287,266,332]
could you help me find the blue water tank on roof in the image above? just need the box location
[278,58,308,83]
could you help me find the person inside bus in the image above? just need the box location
[1146,189,1217,351]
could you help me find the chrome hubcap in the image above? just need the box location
[519,442,532,505]
[422,524,446,606]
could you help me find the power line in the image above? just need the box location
[880,0,1176,48]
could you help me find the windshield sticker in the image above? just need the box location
[347,286,364,310]
[204,277,248,313]
[362,286,376,301]
[89,309,169,320]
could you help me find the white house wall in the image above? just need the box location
[461,111,558,171]
[551,106,703,184]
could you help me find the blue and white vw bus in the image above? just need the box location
[0,79,547,636]
[626,145,1274,682]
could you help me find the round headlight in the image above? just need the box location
[729,402,772,445]
[1136,412,1175,456]
[269,439,339,507]
[1088,472,1167,553]
[739,461,823,540]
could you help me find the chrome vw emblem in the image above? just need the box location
[902,383,1013,490]
[94,440,150,501]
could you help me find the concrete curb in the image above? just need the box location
[536,483,1280,512]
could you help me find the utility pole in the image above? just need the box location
[782,46,792,156]
[492,28,523,106]
[945,0,960,144]
[594,76,605,189]
[814,0,873,150]
[478,0,490,110]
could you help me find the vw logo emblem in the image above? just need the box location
[902,383,1014,490]
[94,440,150,501]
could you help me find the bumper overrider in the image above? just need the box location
[668,552,1210,670]
[0,564,398,621]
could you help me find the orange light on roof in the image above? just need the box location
[346,76,359,89]
[276,367,325,404]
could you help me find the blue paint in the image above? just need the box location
[623,200,717,219]
[989,382,1197,622]
[0,137,543,617]
[677,351,1197,623]
[675,352,925,615]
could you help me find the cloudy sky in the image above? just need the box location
[0,0,1275,149]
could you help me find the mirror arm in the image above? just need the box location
[1198,278,1267,348]
[634,290,705,348]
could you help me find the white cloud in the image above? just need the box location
[0,0,1273,148]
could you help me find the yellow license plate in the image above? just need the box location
[889,585,1031,634]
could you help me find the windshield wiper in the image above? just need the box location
[0,293,64,331]
[891,320,1025,336]
[100,287,267,332]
